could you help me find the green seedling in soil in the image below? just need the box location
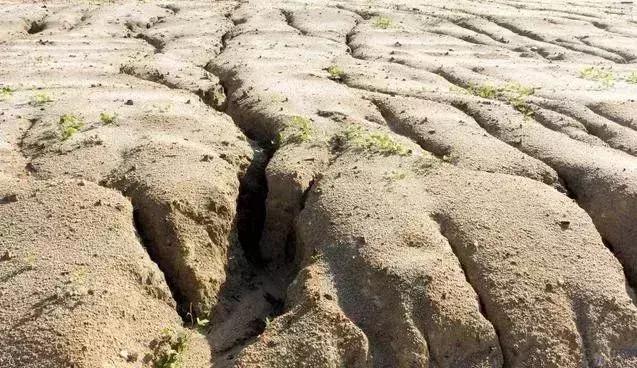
[23,253,37,270]
[30,92,53,105]
[442,152,461,164]
[151,328,190,368]
[465,82,536,119]
[466,83,498,99]
[412,155,442,175]
[59,114,84,140]
[196,317,209,329]
[579,66,615,88]
[383,169,408,192]
[500,82,536,119]
[627,72,637,85]
[1,86,14,100]
[99,112,117,125]
[277,115,313,146]
[211,89,226,107]
[373,16,392,29]
[341,125,410,156]
[327,65,345,80]
[383,170,407,182]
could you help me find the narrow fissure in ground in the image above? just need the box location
[434,214,508,367]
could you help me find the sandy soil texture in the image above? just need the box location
[1,0,637,367]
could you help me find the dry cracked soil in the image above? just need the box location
[1,0,637,367]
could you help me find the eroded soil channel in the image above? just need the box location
[3,0,637,367]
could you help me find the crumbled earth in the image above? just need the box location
[1,0,637,367]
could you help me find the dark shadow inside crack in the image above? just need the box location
[27,20,46,35]
[132,207,191,321]
[235,143,269,266]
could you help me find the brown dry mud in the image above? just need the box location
[1,0,637,367]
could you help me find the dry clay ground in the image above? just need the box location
[1,0,637,367]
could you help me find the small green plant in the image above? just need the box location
[373,16,392,29]
[500,82,535,118]
[340,125,410,156]
[59,114,84,140]
[1,86,14,100]
[442,152,459,164]
[579,66,615,88]
[151,328,190,368]
[383,170,407,182]
[99,112,117,125]
[413,155,441,175]
[196,317,209,329]
[464,82,535,119]
[466,83,498,99]
[327,65,345,80]
[23,253,37,270]
[626,72,637,85]
[211,89,226,108]
[277,115,313,146]
[30,92,53,105]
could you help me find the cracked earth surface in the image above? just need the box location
[1,0,637,367]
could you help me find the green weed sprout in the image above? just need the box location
[1,86,14,100]
[59,114,84,140]
[465,82,536,119]
[579,66,615,88]
[626,72,637,85]
[373,16,392,29]
[152,328,189,368]
[277,115,312,146]
[500,82,535,118]
[99,112,117,125]
[341,125,409,156]
[30,92,53,105]
[196,317,209,329]
[327,65,345,80]
[466,83,498,99]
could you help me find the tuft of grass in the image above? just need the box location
[327,65,345,80]
[151,328,190,368]
[99,112,117,125]
[277,115,313,146]
[579,66,615,88]
[339,125,410,156]
[1,86,14,100]
[30,92,53,106]
[59,114,84,140]
[626,72,637,85]
[373,16,392,29]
